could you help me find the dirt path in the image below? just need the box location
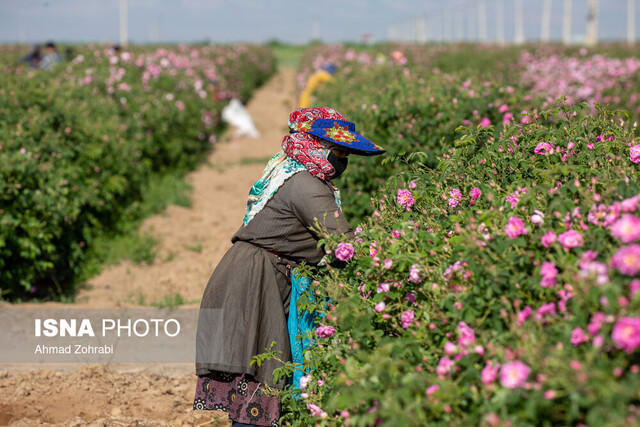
[0,68,298,426]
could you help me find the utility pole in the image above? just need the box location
[417,14,427,43]
[455,8,464,42]
[388,23,397,42]
[468,4,477,41]
[515,0,524,44]
[478,0,488,42]
[149,0,160,43]
[119,0,128,46]
[586,0,599,46]
[312,15,320,41]
[563,0,572,45]
[629,0,636,46]
[440,10,447,43]
[541,0,552,42]
[496,0,505,44]
[18,16,26,44]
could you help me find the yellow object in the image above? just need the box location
[298,70,335,108]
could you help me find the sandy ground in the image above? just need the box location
[0,68,298,426]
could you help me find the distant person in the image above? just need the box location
[63,47,75,62]
[39,41,62,70]
[19,45,41,69]
[297,63,336,108]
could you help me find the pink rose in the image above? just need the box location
[534,142,553,155]
[397,189,415,209]
[500,360,531,389]
[505,216,528,239]
[610,215,640,243]
[401,310,415,328]
[306,403,328,418]
[517,306,532,326]
[470,187,482,200]
[444,341,457,354]
[541,231,557,247]
[570,327,589,346]
[436,356,454,376]
[335,242,354,261]
[558,230,584,249]
[621,195,639,212]
[540,261,558,288]
[299,375,312,389]
[457,321,475,348]
[409,264,423,283]
[315,326,336,338]
[630,144,640,164]
[611,244,640,276]
[612,317,640,353]
[448,188,462,208]
[425,384,440,395]
[374,301,386,312]
[481,360,500,384]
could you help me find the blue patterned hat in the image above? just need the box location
[288,107,386,156]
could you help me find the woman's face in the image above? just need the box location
[328,146,350,158]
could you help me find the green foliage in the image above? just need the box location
[271,43,640,425]
[153,292,188,309]
[0,43,276,300]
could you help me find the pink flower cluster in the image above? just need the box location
[558,230,584,250]
[448,188,462,208]
[519,52,640,113]
[505,187,527,208]
[539,262,558,288]
[401,310,415,329]
[588,203,621,227]
[534,141,554,155]
[306,403,328,418]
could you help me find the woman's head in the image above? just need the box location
[287,107,385,156]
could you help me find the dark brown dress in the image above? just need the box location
[194,170,352,425]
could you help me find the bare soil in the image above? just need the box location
[0,68,298,426]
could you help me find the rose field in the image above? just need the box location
[276,43,640,426]
[2,41,640,426]
[0,43,276,300]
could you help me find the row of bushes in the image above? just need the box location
[276,44,640,425]
[297,43,640,223]
[0,43,276,300]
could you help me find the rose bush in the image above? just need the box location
[297,44,640,225]
[0,44,276,299]
[273,96,640,424]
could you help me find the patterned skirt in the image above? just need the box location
[193,371,281,426]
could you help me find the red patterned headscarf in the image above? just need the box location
[282,108,348,181]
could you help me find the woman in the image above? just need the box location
[194,107,385,426]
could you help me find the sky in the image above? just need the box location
[0,0,638,46]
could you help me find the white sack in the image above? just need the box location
[221,99,260,138]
